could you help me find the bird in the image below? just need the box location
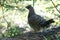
[26,5,55,32]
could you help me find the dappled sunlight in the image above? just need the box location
[0,0,60,39]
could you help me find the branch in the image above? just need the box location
[56,4,60,7]
[51,0,60,13]
[1,26,60,40]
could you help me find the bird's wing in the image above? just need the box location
[34,15,46,23]
[28,14,46,25]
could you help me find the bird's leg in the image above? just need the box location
[42,27,47,32]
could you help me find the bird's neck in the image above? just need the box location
[28,8,35,18]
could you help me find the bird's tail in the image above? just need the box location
[41,19,55,27]
[46,19,55,24]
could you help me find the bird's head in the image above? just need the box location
[26,5,33,9]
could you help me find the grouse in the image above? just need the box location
[26,5,55,31]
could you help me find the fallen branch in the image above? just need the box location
[1,26,60,40]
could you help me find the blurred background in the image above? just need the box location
[0,0,60,39]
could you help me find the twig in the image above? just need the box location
[51,0,60,13]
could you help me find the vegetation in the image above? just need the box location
[0,0,60,40]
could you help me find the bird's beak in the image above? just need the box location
[26,6,28,9]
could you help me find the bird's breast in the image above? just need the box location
[28,17,40,27]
